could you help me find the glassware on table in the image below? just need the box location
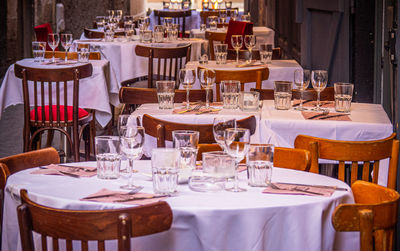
[47,33,59,63]
[247,144,274,187]
[208,16,218,30]
[117,114,141,137]
[96,16,105,30]
[241,14,250,22]
[231,35,243,64]
[293,69,310,111]
[214,44,228,64]
[104,23,115,42]
[95,136,121,179]
[198,68,216,108]
[202,151,235,179]
[124,23,134,41]
[230,9,238,21]
[77,43,90,62]
[213,117,237,150]
[200,23,207,31]
[107,10,114,20]
[259,43,272,64]
[334,82,354,113]
[153,25,164,43]
[173,130,199,182]
[151,148,180,195]
[239,91,260,111]
[60,33,73,62]
[172,24,179,40]
[142,30,153,43]
[123,15,134,25]
[219,10,227,25]
[114,10,123,23]
[244,35,256,63]
[178,68,196,109]
[224,128,250,192]
[274,81,292,110]
[221,80,240,109]
[32,41,46,62]
[156,80,175,109]
[311,70,328,112]
[164,17,173,28]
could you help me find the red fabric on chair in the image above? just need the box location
[224,20,253,49]
[34,23,56,51]
[30,106,89,122]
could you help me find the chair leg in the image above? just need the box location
[46,130,55,147]
[83,124,91,161]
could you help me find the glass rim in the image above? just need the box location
[151,148,180,154]
[95,135,120,140]
[274,80,292,85]
[225,127,249,133]
[221,80,240,84]
[202,151,231,156]
[334,82,354,86]
[172,130,200,135]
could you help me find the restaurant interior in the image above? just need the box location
[0,0,400,250]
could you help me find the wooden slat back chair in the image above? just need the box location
[83,28,124,39]
[292,87,335,101]
[142,114,256,147]
[208,66,269,101]
[250,88,274,100]
[14,63,93,162]
[332,180,399,251]
[294,133,399,189]
[153,10,192,37]
[205,31,227,60]
[17,189,173,251]
[119,87,209,114]
[200,10,220,25]
[44,51,101,60]
[135,44,191,88]
[227,48,282,61]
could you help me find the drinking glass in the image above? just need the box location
[117,114,141,137]
[219,10,227,25]
[95,136,121,179]
[224,128,250,192]
[32,41,46,62]
[164,17,173,28]
[311,70,328,111]
[156,80,175,109]
[221,80,240,108]
[178,68,196,109]
[231,35,243,64]
[230,9,238,21]
[124,23,134,41]
[77,43,90,62]
[293,69,310,111]
[213,117,236,150]
[47,33,59,63]
[198,68,216,108]
[114,10,123,23]
[173,130,199,182]
[274,81,292,110]
[334,82,354,113]
[120,126,145,190]
[107,10,114,20]
[96,16,105,30]
[208,16,218,30]
[259,43,272,64]
[247,144,274,187]
[152,148,180,195]
[244,35,256,63]
[60,33,73,62]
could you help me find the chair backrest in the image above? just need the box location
[135,44,191,88]
[292,87,335,101]
[200,10,220,25]
[227,48,282,61]
[142,114,257,147]
[205,31,227,60]
[17,189,173,251]
[332,180,399,251]
[34,23,54,51]
[224,20,253,49]
[250,88,274,100]
[44,51,101,60]
[153,10,191,36]
[294,133,399,189]
[84,28,104,39]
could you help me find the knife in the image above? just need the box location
[195,109,221,115]
[292,100,313,107]
[319,114,350,120]
[307,112,329,120]
[114,194,169,202]
[276,182,348,191]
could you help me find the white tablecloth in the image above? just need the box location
[0,59,119,127]
[2,161,357,251]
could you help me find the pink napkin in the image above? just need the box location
[173,108,220,115]
[302,111,351,121]
[31,164,97,177]
[263,183,335,197]
[293,100,335,108]
[81,188,168,205]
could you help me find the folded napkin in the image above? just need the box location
[81,188,168,205]
[31,164,97,178]
[263,183,335,197]
[173,108,221,115]
[302,111,351,121]
[41,60,78,66]
[293,100,335,108]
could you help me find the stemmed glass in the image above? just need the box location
[117,114,141,136]
[213,117,236,151]
[311,70,328,111]
[60,33,73,63]
[293,69,310,111]
[224,128,250,192]
[114,10,123,24]
[47,33,59,63]
[244,35,256,63]
[231,35,243,64]
[179,68,196,109]
[107,10,114,21]
[198,68,216,108]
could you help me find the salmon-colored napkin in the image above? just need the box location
[293,100,335,108]
[31,164,97,177]
[302,111,351,121]
[173,108,221,115]
[263,183,335,197]
[81,188,168,205]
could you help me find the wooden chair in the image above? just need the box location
[200,9,239,25]
[119,87,209,114]
[153,9,192,37]
[250,88,274,100]
[17,189,172,251]
[14,63,93,162]
[142,114,256,147]
[129,44,191,88]
[44,51,101,60]
[332,180,399,251]
[205,31,226,60]
[227,48,282,61]
[292,87,335,101]
[294,133,399,189]
[83,28,124,39]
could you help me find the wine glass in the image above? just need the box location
[213,117,236,151]
[198,68,216,108]
[120,125,145,190]
[311,70,328,111]
[224,128,250,192]
[60,33,73,63]
[107,10,114,21]
[293,69,310,111]
[231,35,243,64]
[115,10,123,23]
[117,114,141,137]
[244,35,256,63]
[179,68,196,109]
[47,33,59,63]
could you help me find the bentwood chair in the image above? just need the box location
[119,87,209,114]
[83,28,124,39]
[142,114,256,147]
[332,181,399,251]
[292,87,335,101]
[205,31,227,60]
[44,51,101,60]
[294,133,399,189]
[17,189,173,251]
[14,63,93,162]
[153,9,192,37]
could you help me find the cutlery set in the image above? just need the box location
[177,103,221,115]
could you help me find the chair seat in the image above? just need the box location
[30,105,89,122]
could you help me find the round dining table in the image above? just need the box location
[2,160,358,251]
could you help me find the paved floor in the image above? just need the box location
[0,104,24,158]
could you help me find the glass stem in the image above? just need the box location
[127,158,134,187]
[65,49,68,62]
[233,161,239,191]
[248,49,252,62]
[317,91,321,110]
[300,90,304,109]
[52,49,55,63]
[186,88,190,109]
[236,49,239,64]
[205,89,210,108]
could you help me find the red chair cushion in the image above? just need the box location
[34,23,56,51]
[30,105,89,122]
[224,20,254,50]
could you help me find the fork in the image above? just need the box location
[269,183,324,195]
[308,110,329,120]
[178,103,202,114]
